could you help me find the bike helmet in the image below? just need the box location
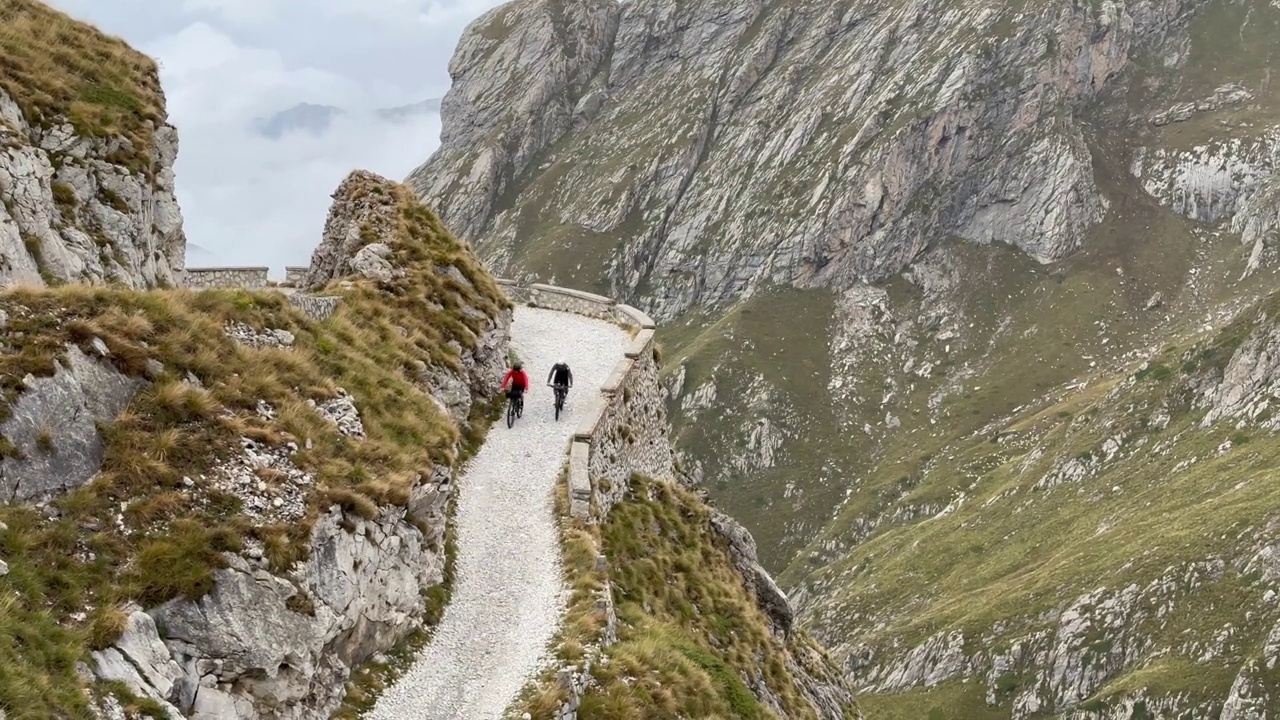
[513,361,523,370]
[558,358,566,366]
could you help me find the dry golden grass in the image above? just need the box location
[87,605,129,651]
[34,424,53,453]
[0,0,165,173]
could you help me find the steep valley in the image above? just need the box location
[412,0,1280,714]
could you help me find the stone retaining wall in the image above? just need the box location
[494,279,673,522]
[182,267,270,289]
[288,294,341,321]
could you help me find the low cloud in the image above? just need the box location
[140,23,444,272]
[46,0,506,275]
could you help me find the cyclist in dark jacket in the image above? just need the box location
[547,359,573,390]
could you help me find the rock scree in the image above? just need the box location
[367,306,631,719]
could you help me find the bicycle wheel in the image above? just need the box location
[554,393,561,421]
[506,399,515,428]
[516,396,523,418]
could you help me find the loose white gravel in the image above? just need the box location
[367,306,632,720]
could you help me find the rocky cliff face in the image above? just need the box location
[410,0,1276,318]
[88,173,511,719]
[415,0,1280,715]
[0,1,186,288]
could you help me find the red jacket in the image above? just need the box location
[502,368,529,391]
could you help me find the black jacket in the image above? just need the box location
[548,363,573,386]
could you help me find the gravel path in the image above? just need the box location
[367,307,631,720]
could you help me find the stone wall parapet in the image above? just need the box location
[182,267,270,289]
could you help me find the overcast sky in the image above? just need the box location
[48,0,507,274]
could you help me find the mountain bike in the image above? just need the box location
[550,383,568,421]
[506,390,524,428]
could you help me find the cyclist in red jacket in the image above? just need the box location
[502,362,530,401]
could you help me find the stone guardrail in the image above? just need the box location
[283,266,309,287]
[182,267,270,290]
[494,279,672,522]
[179,267,339,321]
[287,294,341,321]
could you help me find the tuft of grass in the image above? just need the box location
[35,425,54,453]
[98,187,130,214]
[130,521,242,606]
[87,605,129,651]
[50,181,77,222]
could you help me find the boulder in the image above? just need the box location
[0,345,144,502]
[349,242,397,282]
[91,605,184,717]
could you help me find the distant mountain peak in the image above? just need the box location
[377,98,442,121]
[252,98,441,140]
[251,102,343,140]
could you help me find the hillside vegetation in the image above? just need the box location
[521,475,860,719]
[783,281,1280,716]
[0,177,508,717]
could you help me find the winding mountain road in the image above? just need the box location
[367,306,631,719]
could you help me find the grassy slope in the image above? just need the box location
[0,179,508,718]
[0,0,166,174]
[799,287,1280,716]
[657,163,1278,714]
[521,475,858,719]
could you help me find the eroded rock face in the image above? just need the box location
[0,88,185,288]
[121,498,451,719]
[408,0,1220,320]
[710,508,795,637]
[300,171,404,290]
[0,346,144,502]
[1199,306,1280,428]
[1134,126,1280,278]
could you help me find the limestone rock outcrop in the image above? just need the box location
[0,88,185,288]
[300,171,406,290]
[92,501,451,719]
[300,169,513,421]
